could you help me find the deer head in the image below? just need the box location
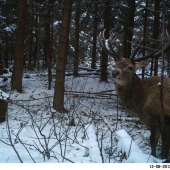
[99,29,170,86]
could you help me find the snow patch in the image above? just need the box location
[85,124,102,163]
[116,129,164,163]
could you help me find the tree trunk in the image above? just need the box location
[0,98,8,123]
[29,0,33,66]
[5,42,8,68]
[29,28,33,66]
[91,1,98,69]
[0,45,2,75]
[142,0,148,79]
[34,5,38,68]
[100,0,110,82]
[123,24,128,58]
[5,9,9,69]
[48,2,54,90]
[35,3,40,70]
[73,0,80,77]
[127,0,135,58]
[11,0,26,92]
[153,0,160,76]
[124,0,135,58]
[45,7,51,69]
[53,0,73,112]
[47,0,53,90]
[36,22,41,71]
[167,52,170,77]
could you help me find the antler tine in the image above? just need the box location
[98,29,121,61]
[107,31,120,60]
[112,35,118,44]
[98,31,103,47]
[98,30,107,50]
[131,37,144,61]
[102,28,106,41]
[108,31,118,44]
[133,30,170,62]
[166,29,169,38]
[133,44,161,62]
[108,32,113,40]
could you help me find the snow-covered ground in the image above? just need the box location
[0,68,165,163]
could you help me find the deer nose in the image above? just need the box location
[111,70,120,78]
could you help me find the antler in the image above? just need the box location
[133,30,170,62]
[99,29,121,61]
[131,37,144,60]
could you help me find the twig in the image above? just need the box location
[17,136,36,163]
[128,138,133,158]
[100,133,104,163]
[6,93,23,163]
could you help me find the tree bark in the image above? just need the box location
[35,3,40,70]
[11,0,26,92]
[127,0,135,58]
[167,52,170,77]
[36,21,40,71]
[123,0,135,58]
[47,0,54,90]
[0,99,8,123]
[73,0,80,77]
[142,0,148,79]
[153,0,160,76]
[53,0,73,112]
[29,0,33,66]
[45,5,51,69]
[100,0,110,82]
[0,45,2,75]
[91,1,98,69]
[5,41,8,68]
[48,1,54,90]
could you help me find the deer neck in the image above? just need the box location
[115,73,148,112]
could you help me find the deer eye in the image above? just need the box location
[128,66,133,70]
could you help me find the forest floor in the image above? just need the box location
[0,67,164,163]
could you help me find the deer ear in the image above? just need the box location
[134,60,151,70]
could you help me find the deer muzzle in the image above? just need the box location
[111,70,120,78]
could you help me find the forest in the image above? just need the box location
[0,0,170,164]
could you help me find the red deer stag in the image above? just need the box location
[99,29,170,159]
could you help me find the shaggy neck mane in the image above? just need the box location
[115,73,148,107]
